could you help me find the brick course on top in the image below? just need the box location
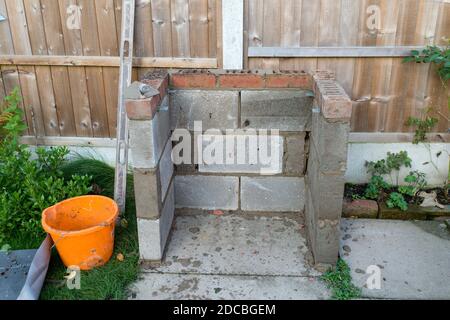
[169,70,313,90]
[126,69,352,125]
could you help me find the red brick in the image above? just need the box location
[170,73,216,88]
[313,73,352,121]
[218,73,265,88]
[141,70,169,100]
[342,200,379,219]
[126,96,161,121]
[142,78,167,98]
[266,74,312,89]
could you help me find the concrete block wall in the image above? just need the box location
[169,70,314,214]
[127,69,352,266]
[126,71,175,261]
[305,71,352,266]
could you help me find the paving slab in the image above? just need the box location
[129,273,329,300]
[143,214,319,277]
[340,219,450,300]
[0,249,37,300]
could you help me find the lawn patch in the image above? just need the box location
[39,158,139,300]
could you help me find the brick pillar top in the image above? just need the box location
[312,71,352,122]
[126,70,169,121]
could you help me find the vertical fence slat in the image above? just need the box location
[59,0,93,137]
[351,0,382,132]
[0,0,14,109]
[24,0,59,137]
[207,0,217,58]
[335,0,361,94]
[317,0,341,73]
[135,0,154,57]
[279,0,301,71]
[151,0,173,57]
[247,0,264,69]
[40,0,77,136]
[171,0,190,57]
[96,0,119,137]
[189,0,209,58]
[5,0,40,135]
[383,0,419,132]
[297,0,320,72]
[79,0,109,138]
[261,0,280,69]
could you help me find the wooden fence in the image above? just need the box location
[0,0,220,138]
[244,0,449,133]
[0,0,449,139]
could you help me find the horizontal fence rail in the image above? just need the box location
[248,46,432,58]
[0,55,218,68]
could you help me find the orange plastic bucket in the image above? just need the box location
[42,196,119,270]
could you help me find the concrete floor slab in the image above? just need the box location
[340,219,450,300]
[0,249,37,300]
[143,214,319,277]
[129,273,330,300]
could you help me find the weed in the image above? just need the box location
[321,259,361,300]
[406,116,439,144]
[386,192,408,211]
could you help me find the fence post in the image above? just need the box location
[222,0,244,70]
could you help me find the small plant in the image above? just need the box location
[365,151,412,187]
[398,171,427,197]
[365,175,389,200]
[386,192,408,211]
[406,116,439,144]
[0,88,92,248]
[321,259,361,300]
[404,41,450,84]
[364,152,428,211]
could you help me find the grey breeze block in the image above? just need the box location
[134,139,174,220]
[198,133,284,175]
[137,181,175,261]
[170,90,239,131]
[175,175,239,210]
[241,90,313,132]
[129,97,171,169]
[241,176,306,212]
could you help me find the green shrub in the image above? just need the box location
[404,41,450,83]
[363,152,427,211]
[386,192,408,211]
[0,88,92,248]
[321,259,361,300]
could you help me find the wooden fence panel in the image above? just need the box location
[245,0,450,133]
[0,0,218,138]
[1,0,448,136]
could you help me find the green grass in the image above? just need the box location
[321,259,361,300]
[38,158,140,300]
